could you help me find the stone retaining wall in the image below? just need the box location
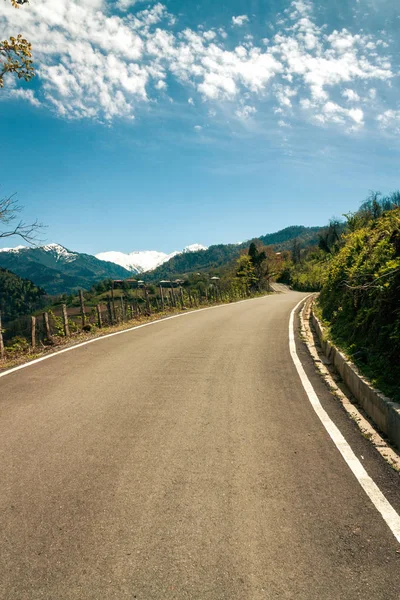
[311,309,400,451]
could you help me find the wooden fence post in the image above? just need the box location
[145,289,152,314]
[159,286,165,311]
[179,286,185,308]
[79,290,86,328]
[0,311,5,360]
[31,316,36,350]
[188,290,193,308]
[96,305,102,328]
[120,297,126,321]
[111,286,116,322]
[43,312,53,343]
[107,300,113,325]
[62,304,70,337]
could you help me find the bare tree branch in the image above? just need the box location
[0,193,45,245]
[342,267,400,291]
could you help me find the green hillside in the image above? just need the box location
[0,268,46,322]
[146,244,241,281]
[318,203,400,399]
[148,226,322,281]
[281,192,400,400]
[256,225,322,249]
[0,245,132,295]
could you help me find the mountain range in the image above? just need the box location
[0,226,323,295]
[95,244,207,273]
[0,244,131,295]
[0,243,209,295]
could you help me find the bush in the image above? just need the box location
[5,335,30,355]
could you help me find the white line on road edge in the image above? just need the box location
[0,295,268,380]
[289,298,400,544]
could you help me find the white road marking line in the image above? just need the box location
[0,295,267,380]
[289,298,400,544]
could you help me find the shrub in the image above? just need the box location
[5,335,30,355]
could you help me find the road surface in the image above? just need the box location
[0,292,399,599]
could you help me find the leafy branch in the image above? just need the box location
[1,0,34,88]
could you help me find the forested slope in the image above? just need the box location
[0,268,46,322]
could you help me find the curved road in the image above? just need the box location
[0,292,399,599]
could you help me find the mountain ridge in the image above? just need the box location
[0,225,323,294]
[0,244,132,295]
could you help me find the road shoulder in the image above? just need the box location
[292,299,400,530]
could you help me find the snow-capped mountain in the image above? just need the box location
[0,245,27,253]
[0,243,132,295]
[96,244,208,273]
[38,243,80,263]
[0,243,78,261]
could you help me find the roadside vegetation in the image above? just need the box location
[281,191,400,400]
[318,196,400,400]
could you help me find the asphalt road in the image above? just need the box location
[0,292,399,600]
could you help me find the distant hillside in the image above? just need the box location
[0,268,46,322]
[0,244,132,295]
[147,226,322,280]
[256,225,323,249]
[146,244,241,280]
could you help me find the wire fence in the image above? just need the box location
[0,283,257,360]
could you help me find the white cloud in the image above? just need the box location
[6,89,41,107]
[117,0,139,10]
[377,110,400,132]
[232,15,249,27]
[311,101,364,127]
[194,124,202,131]
[342,88,360,102]
[235,105,257,119]
[348,107,364,124]
[274,84,297,108]
[203,30,216,41]
[0,0,395,131]
[155,79,167,89]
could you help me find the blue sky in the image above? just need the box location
[0,0,399,254]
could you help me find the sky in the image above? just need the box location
[0,0,399,254]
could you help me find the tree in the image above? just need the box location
[0,193,43,244]
[248,241,267,287]
[291,238,301,264]
[1,0,34,89]
[236,254,257,295]
[318,219,342,254]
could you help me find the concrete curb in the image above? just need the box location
[310,306,400,452]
